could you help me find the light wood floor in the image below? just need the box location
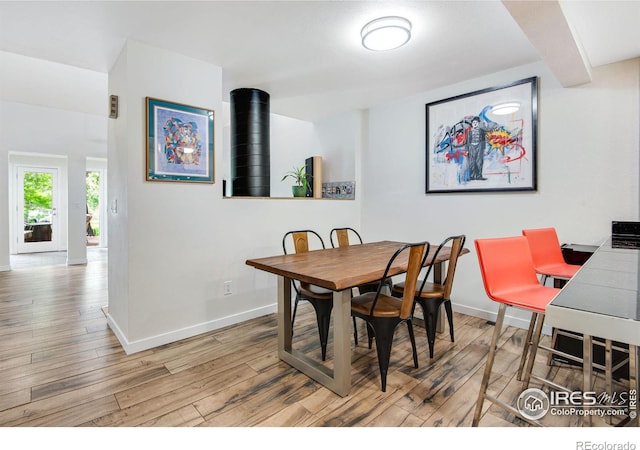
[0,259,632,429]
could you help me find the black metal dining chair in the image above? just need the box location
[329,227,393,347]
[282,229,333,361]
[392,235,466,358]
[351,241,429,392]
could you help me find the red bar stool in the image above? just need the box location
[522,227,581,286]
[472,236,561,426]
[523,227,629,401]
[518,228,582,380]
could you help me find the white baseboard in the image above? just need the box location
[0,265,11,272]
[453,303,552,336]
[105,300,551,355]
[67,258,88,265]
[107,303,278,355]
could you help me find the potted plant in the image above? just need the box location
[281,165,310,197]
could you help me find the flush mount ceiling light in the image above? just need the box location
[491,102,521,115]
[361,16,412,51]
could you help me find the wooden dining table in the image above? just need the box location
[245,240,468,396]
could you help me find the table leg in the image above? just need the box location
[331,289,352,395]
[277,275,292,354]
[277,276,352,396]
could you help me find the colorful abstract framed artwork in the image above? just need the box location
[425,77,537,193]
[146,97,215,183]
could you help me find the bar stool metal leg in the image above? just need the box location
[472,304,507,426]
[521,312,545,389]
[517,313,537,381]
[605,339,613,424]
[522,313,573,395]
[583,334,593,427]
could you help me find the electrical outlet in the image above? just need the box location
[223,280,232,295]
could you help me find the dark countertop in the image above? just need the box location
[550,238,639,321]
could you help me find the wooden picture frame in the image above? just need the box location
[146,97,215,183]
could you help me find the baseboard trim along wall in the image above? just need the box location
[107,303,278,354]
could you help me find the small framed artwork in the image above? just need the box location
[322,181,355,199]
[146,97,215,183]
[425,76,537,193]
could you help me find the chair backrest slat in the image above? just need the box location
[400,243,427,319]
[329,227,363,248]
[442,235,466,298]
[282,229,325,255]
[367,241,428,320]
[336,229,350,247]
[417,235,466,296]
[292,231,310,253]
[282,230,325,295]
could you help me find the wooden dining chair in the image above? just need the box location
[329,226,362,249]
[329,227,393,347]
[330,227,393,293]
[392,235,465,358]
[282,229,333,361]
[351,241,428,392]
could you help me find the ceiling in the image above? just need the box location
[1,1,639,122]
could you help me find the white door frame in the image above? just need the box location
[16,166,61,253]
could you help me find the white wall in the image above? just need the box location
[362,59,640,329]
[313,110,359,184]
[0,100,108,268]
[0,51,106,116]
[0,51,108,269]
[107,41,361,353]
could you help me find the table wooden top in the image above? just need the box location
[246,240,468,291]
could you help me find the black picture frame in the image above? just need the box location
[425,76,537,193]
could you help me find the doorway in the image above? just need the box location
[16,166,60,253]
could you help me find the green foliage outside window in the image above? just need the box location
[23,171,102,236]
[23,172,52,222]
[86,171,100,236]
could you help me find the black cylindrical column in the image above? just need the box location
[230,88,270,197]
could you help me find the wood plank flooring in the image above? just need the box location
[0,259,633,431]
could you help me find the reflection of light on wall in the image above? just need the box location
[491,102,520,115]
